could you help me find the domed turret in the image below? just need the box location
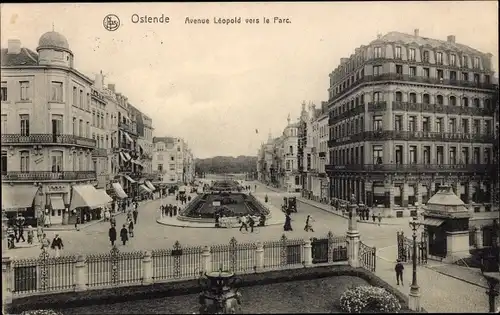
[37,31,70,52]
[36,31,74,67]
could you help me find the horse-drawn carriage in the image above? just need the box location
[282,196,297,213]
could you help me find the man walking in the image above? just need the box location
[74,216,80,231]
[120,224,129,245]
[109,224,117,246]
[247,215,255,233]
[133,208,138,225]
[51,234,64,258]
[239,215,248,232]
[395,259,404,286]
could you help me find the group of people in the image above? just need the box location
[108,209,138,246]
[160,204,179,217]
[282,212,315,232]
[176,194,191,205]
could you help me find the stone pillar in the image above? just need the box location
[402,183,409,208]
[2,256,13,308]
[408,288,422,312]
[476,226,483,248]
[142,251,153,285]
[74,254,87,291]
[384,180,393,210]
[347,203,360,268]
[467,182,474,207]
[303,239,313,267]
[416,183,422,209]
[201,246,212,273]
[365,181,373,207]
[255,242,264,272]
[62,207,69,225]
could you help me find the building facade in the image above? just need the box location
[152,137,195,185]
[325,29,498,222]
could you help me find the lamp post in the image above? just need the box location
[408,217,422,311]
[481,219,499,313]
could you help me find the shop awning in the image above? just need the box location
[96,189,113,205]
[145,181,156,191]
[119,152,129,162]
[124,132,133,143]
[131,159,144,167]
[179,185,187,192]
[123,152,132,161]
[422,218,445,227]
[112,182,128,199]
[140,184,152,193]
[50,196,66,210]
[70,185,104,210]
[122,174,136,183]
[1,185,39,211]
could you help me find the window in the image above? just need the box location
[449,96,457,106]
[435,117,443,133]
[79,90,84,108]
[158,154,163,161]
[485,120,492,134]
[437,146,444,164]
[461,147,470,164]
[20,151,30,173]
[473,57,480,68]
[409,66,416,77]
[395,46,401,59]
[396,65,403,75]
[289,146,293,155]
[462,72,469,81]
[462,97,469,107]
[92,110,96,126]
[394,115,402,131]
[449,147,457,164]
[373,65,382,76]
[461,119,469,133]
[485,99,491,110]
[1,115,7,134]
[409,93,417,103]
[474,73,480,83]
[408,48,416,61]
[51,151,63,172]
[373,116,383,131]
[1,82,7,101]
[1,151,7,174]
[473,119,480,134]
[436,52,443,64]
[449,118,457,133]
[374,47,382,58]
[484,148,491,163]
[20,114,30,136]
[79,119,83,136]
[395,145,403,164]
[50,81,63,102]
[18,81,32,102]
[423,146,431,164]
[86,122,90,138]
[450,71,457,81]
[408,116,416,132]
[51,115,63,135]
[485,75,490,84]
[372,145,383,164]
[422,117,430,132]
[423,68,430,78]
[473,147,480,164]
[422,94,430,104]
[462,56,468,67]
[409,146,417,164]
[437,69,444,80]
[450,54,456,66]
[72,87,77,105]
[169,164,175,171]
[395,91,402,102]
[373,92,382,102]
[423,51,430,62]
[157,164,163,172]
[436,95,444,105]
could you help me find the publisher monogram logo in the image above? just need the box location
[103,14,120,31]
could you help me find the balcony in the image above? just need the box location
[1,134,96,148]
[392,101,495,116]
[328,73,498,103]
[325,163,494,173]
[141,153,152,160]
[119,123,137,135]
[92,148,109,157]
[2,171,96,181]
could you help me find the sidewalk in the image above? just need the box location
[261,183,406,226]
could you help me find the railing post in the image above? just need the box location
[201,246,211,274]
[303,239,313,267]
[347,202,360,268]
[2,256,13,308]
[142,251,153,285]
[74,254,87,291]
[255,242,264,272]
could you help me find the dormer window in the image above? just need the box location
[408,48,416,61]
[374,47,382,58]
[473,57,480,69]
[450,54,456,66]
[436,52,443,64]
[462,55,468,67]
[423,51,430,62]
[395,46,401,59]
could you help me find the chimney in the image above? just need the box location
[7,39,21,54]
[414,29,419,37]
[107,84,115,92]
[447,35,456,43]
[94,73,103,90]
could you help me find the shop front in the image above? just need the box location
[70,184,109,224]
[112,182,128,212]
[1,184,40,227]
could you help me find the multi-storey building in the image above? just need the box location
[1,32,104,226]
[152,137,195,185]
[138,114,154,176]
[325,30,498,224]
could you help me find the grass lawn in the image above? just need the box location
[60,275,370,314]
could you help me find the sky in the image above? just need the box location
[1,2,498,158]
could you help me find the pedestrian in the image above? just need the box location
[16,225,26,243]
[40,233,50,250]
[75,216,80,231]
[378,213,382,226]
[188,195,192,202]
[133,209,138,225]
[104,208,111,222]
[169,206,173,217]
[372,212,376,223]
[174,206,178,216]
[109,224,117,246]
[283,213,293,231]
[36,225,44,243]
[27,226,34,244]
[304,215,314,232]
[264,194,268,203]
[120,224,129,245]
[239,215,248,232]
[395,259,404,286]
[51,234,64,258]
[248,215,255,233]
[259,213,266,227]
[128,218,134,237]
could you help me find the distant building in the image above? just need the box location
[152,137,195,185]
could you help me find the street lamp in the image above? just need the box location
[480,219,499,313]
[408,216,422,311]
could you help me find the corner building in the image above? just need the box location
[326,29,498,221]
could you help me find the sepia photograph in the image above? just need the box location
[1,1,499,314]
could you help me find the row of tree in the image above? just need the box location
[195,156,257,176]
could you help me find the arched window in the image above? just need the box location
[51,150,63,173]
[485,99,491,109]
[473,98,480,108]
[73,152,78,171]
[20,151,30,173]
[436,95,444,105]
[409,93,417,103]
[373,92,382,102]
[395,91,403,102]
[422,94,430,104]
[462,97,469,107]
[449,96,457,106]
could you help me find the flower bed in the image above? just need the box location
[340,285,401,313]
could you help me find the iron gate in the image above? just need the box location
[359,241,376,272]
[397,231,428,264]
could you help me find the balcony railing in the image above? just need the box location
[392,101,495,116]
[329,73,498,103]
[2,171,96,181]
[325,163,494,173]
[1,134,96,148]
[119,123,137,135]
[92,148,109,157]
